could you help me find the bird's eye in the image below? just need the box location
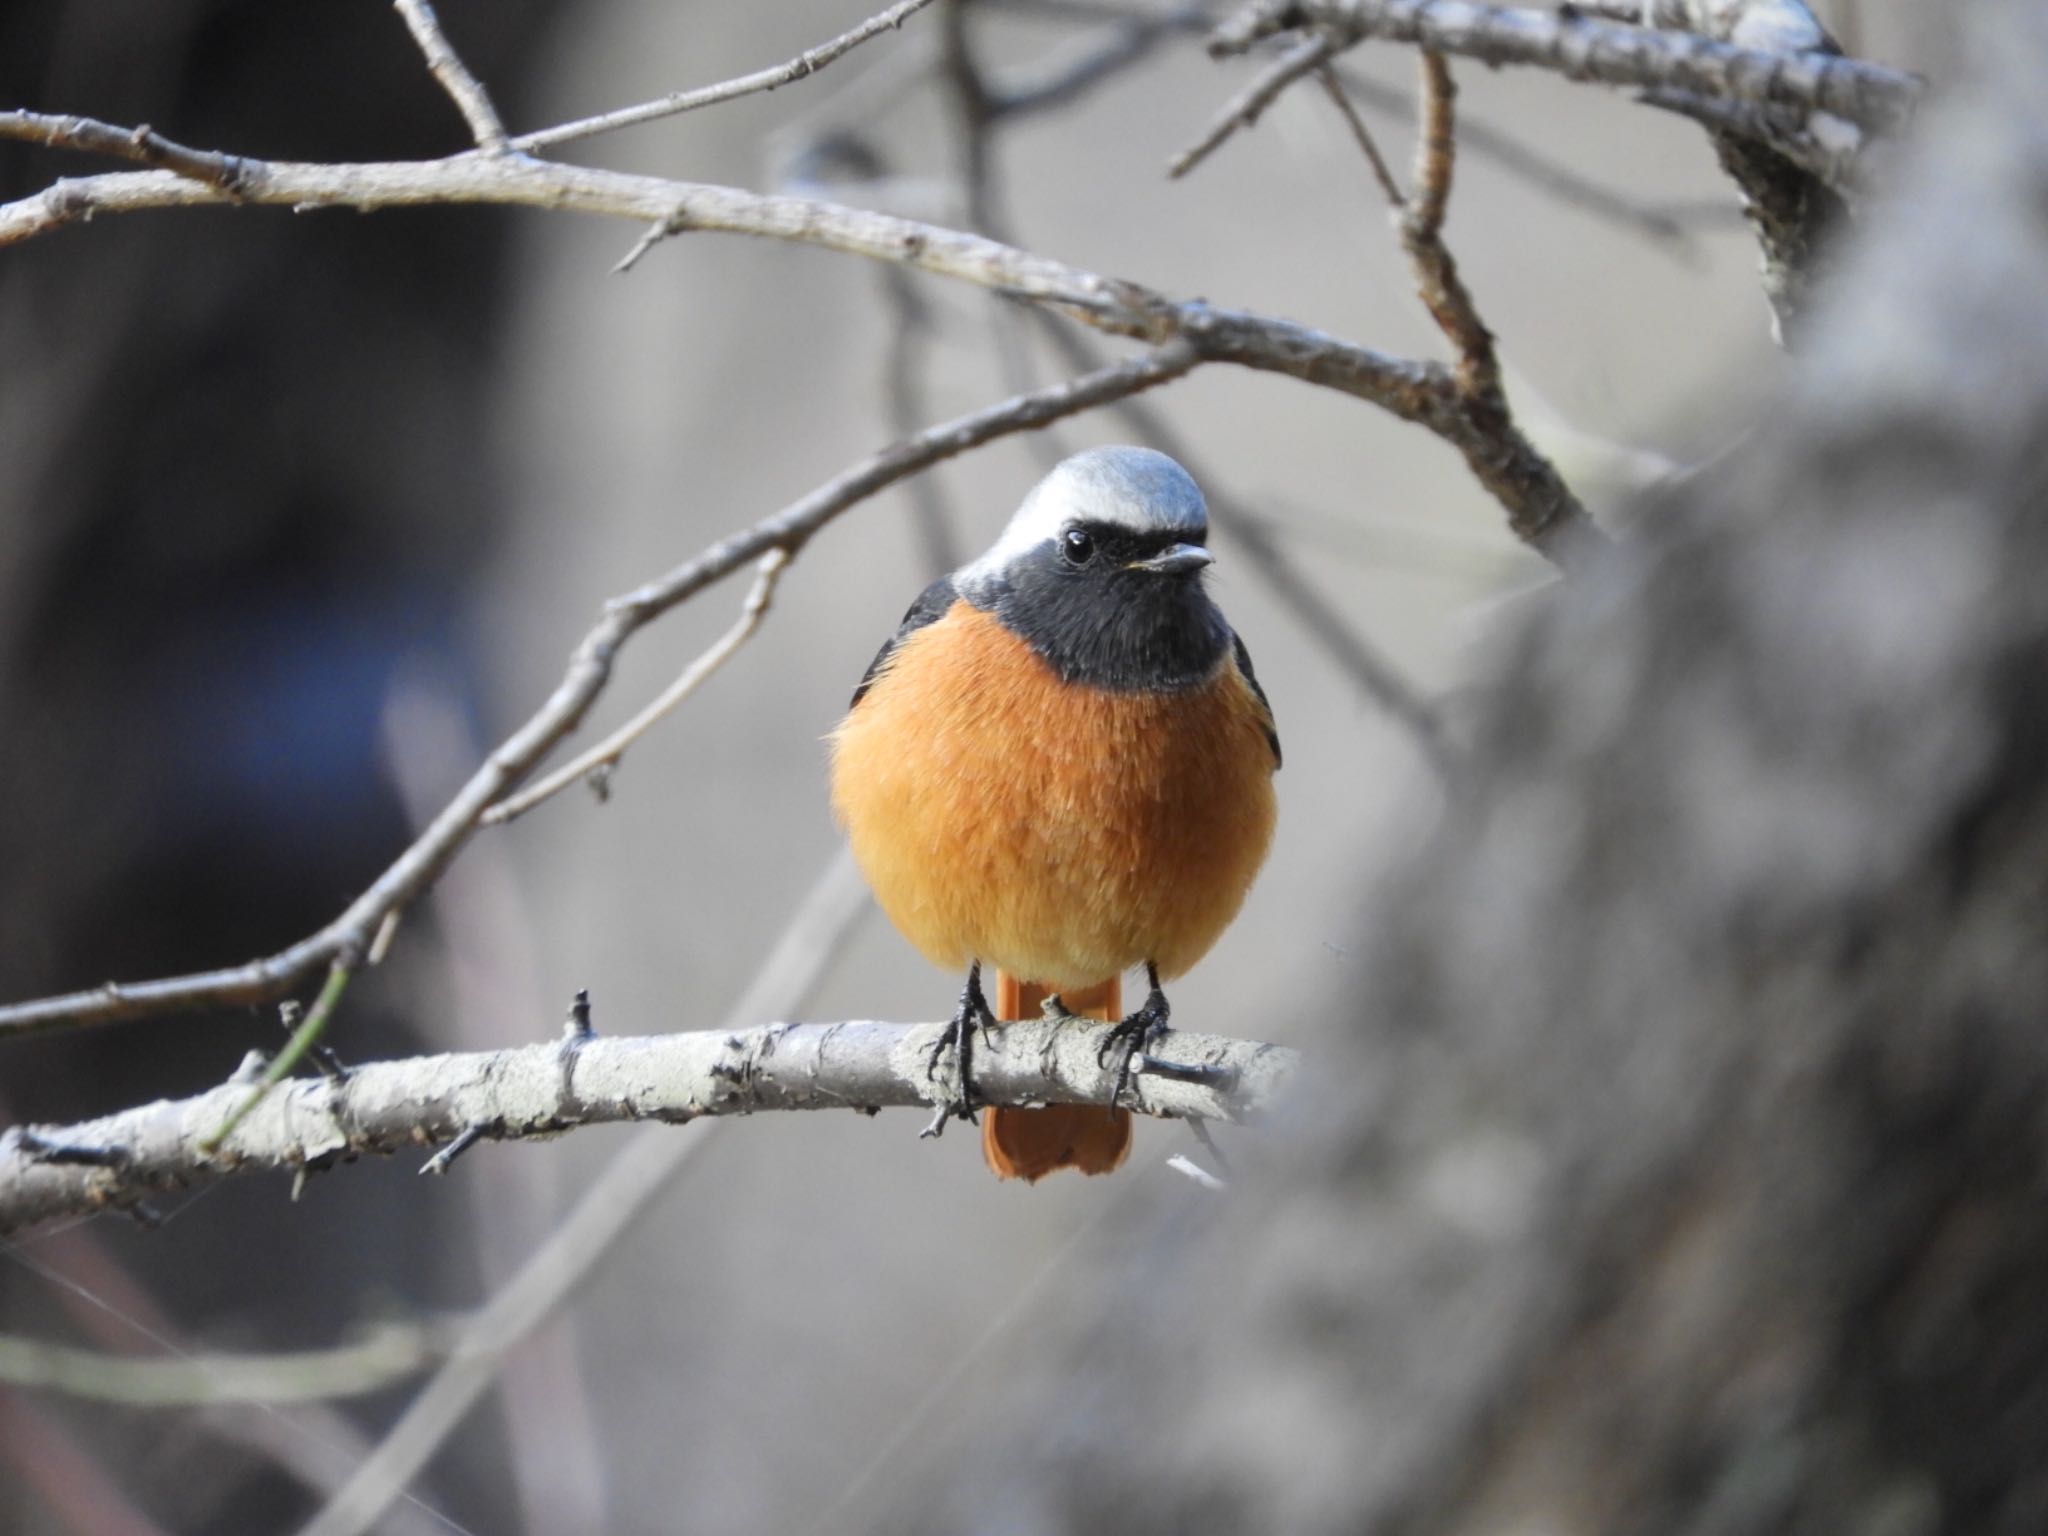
[1061,527,1096,565]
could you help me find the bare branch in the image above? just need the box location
[1402,53,1501,399]
[1168,32,1334,178]
[1326,64,1738,254]
[1405,51,1453,238]
[512,0,941,153]
[1186,307,1597,565]
[0,346,1197,1040]
[482,548,791,826]
[0,152,1169,329]
[391,0,509,152]
[1211,0,1922,136]
[1315,67,1404,207]
[0,1015,1297,1233]
[0,110,251,193]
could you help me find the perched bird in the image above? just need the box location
[831,446,1279,1180]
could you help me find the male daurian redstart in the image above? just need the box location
[831,446,1279,1180]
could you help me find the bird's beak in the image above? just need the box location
[1129,543,1213,575]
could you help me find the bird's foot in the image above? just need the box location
[1097,965,1171,1109]
[920,965,995,1139]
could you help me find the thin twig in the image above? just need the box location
[483,549,791,826]
[1327,64,1737,255]
[1168,32,1335,178]
[1165,1153,1228,1190]
[514,0,940,153]
[1316,66,1405,206]
[1402,52,1500,399]
[879,266,967,574]
[391,0,508,152]
[417,1123,488,1177]
[203,960,355,1153]
[1313,58,1592,563]
[0,111,250,192]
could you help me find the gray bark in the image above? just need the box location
[0,1016,1293,1235]
[895,0,2048,1531]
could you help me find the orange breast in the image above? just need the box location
[830,601,1277,991]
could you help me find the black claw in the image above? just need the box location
[1098,963,1171,1108]
[921,963,992,1137]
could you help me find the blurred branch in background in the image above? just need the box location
[0,1180,459,1535]
[0,1325,440,1409]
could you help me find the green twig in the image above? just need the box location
[202,961,354,1153]
[0,1322,438,1406]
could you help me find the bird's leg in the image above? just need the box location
[1098,962,1171,1108]
[920,962,994,1139]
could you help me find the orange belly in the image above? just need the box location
[830,601,1277,990]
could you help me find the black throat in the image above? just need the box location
[961,541,1232,693]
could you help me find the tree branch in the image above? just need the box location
[1211,0,1922,136]
[1167,31,1334,177]
[0,120,1606,561]
[0,1018,1298,1235]
[391,0,509,152]
[0,111,252,192]
[511,0,941,153]
[479,547,791,826]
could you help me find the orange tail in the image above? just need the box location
[982,971,1132,1181]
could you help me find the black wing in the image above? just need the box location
[1233,631,1282,769]
[850,576,959,709]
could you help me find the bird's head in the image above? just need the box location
[959,445,1213,592]
[957,447,1228,691]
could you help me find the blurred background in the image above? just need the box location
[0,3,1946,1532]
